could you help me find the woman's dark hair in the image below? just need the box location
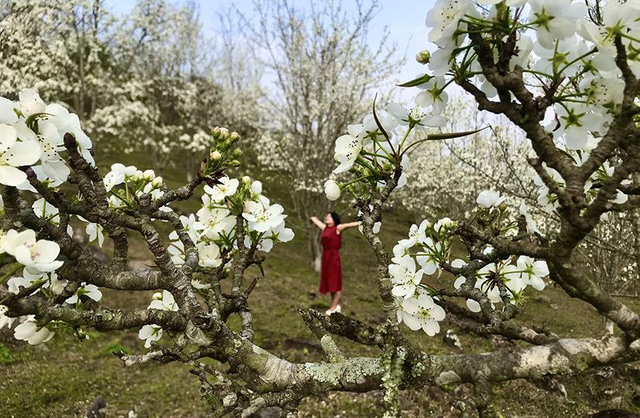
[329,212,341,225]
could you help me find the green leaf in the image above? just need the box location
[371,95,389,140]
[403,127,487,155]
[427,127,486,140]
[398,74,432,88]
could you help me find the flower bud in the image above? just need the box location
[324,180,341,201]
[132,170,144,181]
[152,176,163,188]
[229,132,240,142]
[434,217,456,233]
[219,127,229,138]
[228,160,240,168]
[242,176,251,184]
[143,169,155,180]
[212,126,221,138]
[231,149,243,158]
[416,50,431,64]
[210,150,222,160]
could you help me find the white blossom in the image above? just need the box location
[197,242,222,268]
[398,290,446,335]
[389,255,424,299]
[14,315,54,345]
[148,290,178,311]
[6,229,63,274]
[333,134,363,174]
[203,177,239,202]
[197,207,234,240]
[425,0,475,48]
[65,282,102,304]
[0,124,41,186]
[138,324,163,348]
[528,0,588,50]
[324,180,341,201]
[476,190,505,208]
[18,89,46,117]
[86,223,105,247]
[243,201,286,233]
[516,256,549,291]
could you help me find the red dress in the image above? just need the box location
[320,226,342,293]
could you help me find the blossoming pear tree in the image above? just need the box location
[324,0,640,415]
[3,0,640,416]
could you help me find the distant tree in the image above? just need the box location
[0,0,240,177]
[0,0,117,116]
[398,97,536,220]
[88,0,225,175]
[239,0,398,270]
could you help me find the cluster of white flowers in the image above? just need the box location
[0,90,110,253]
[103,164,167,212]
[166,177,294,270]
[0,90,110,345]
[389,189,551,334]
[0,228,68,344]
[327,100,441,200]
[0,227,106,344]
[388,218,455,335]
[0,89,92,189]
[423,0,640,213]
[453,255,549,312]
[0,88,293,350]
[322,0,640,337]
[330,1,640,210]
[142,178,294,348]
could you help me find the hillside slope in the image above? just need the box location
[2,155,640,417]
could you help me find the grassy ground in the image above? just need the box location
[2,155,640,417]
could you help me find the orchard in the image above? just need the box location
[1,0,640,417]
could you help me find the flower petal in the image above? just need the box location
[0,165,27,186]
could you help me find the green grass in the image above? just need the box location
[2,151,640,417]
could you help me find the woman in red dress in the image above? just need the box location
[310,212,361,315]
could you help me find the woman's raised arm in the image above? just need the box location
[310,216,326,230]
[337,221,361,233]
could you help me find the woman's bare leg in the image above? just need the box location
[330,291,342,309]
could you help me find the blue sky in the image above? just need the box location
[106,0,437,90]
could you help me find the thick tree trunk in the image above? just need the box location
[309,225,322,273]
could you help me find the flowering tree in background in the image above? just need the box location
[210,10,264,141]
[84,0,227,175]
[239,0,398,271]
[0,0,119,116]
[0,0,258,177]
[397,97,537,219]
[3,1,640,417]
